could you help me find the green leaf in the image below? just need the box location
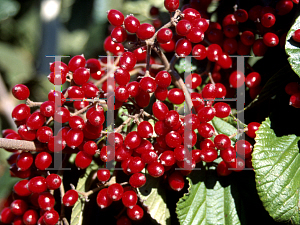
[211,117,241,141]
[252,117,300,224]
[286,15,300,77]
[176,169,242,225]
[137,174,171,225]
[70,162,98,225]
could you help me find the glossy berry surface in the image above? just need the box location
[127,205,144,220]
[12,84,30,100]
[63,190,79,207]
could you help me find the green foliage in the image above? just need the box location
[252,117,300,224]
[70,162,98,225]
[137,174,171,225]
[176,169,242,225]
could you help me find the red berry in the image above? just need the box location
[136,23,155,40]
[63,190,78,207]
[176,19,192,36]
[68,55,86,72]
[155,71,172,88]
[12,84,30,100]
[46,174,61,190]
[175,38,192,57]
[168,171,185,191]
[217,161,232,176]
[157,28,173,43]
[14,180,31,196]
[246,122,260,138]
[16,152,33,171]
[168,88,185,104]
[234,9,248,23]
[235,140,253,159]
[40,101,55,117]
[124,131,141,149]
[147,161,164,177]
[107,183,124,201]
[165,131,182,148]
[75,151,92,169]
[198,122,215,138]
[263,33,279,47]
[122,190,138,208]
[116,216,132,225]
[23,209,38,225]
[37,126,53,143]
[214,134,231,150]
[38,192,55,211]
[285,82,300,95]
[261,13,276,28]
[192,44,207,60]
[43,209,59,225]
[276,0,293,15]
[164,0,179,12]
[53,107,70,124]
[111,26,127,43]
[129,173,146,188]
[26,112,45,130]
[27,176,47,193]
[12,104,30,121]
[120,52,137,70]
[252,39,268,56]
[127,205,144,220]
[292,29,300,42]
[152,101,169,120]
[213,102,231,118]
[97,168,111,182]
[97,188,113,208]
[35,152,52,170]
[73,67,90,85]
[124,15,140,33]
[10,199,28,216]
[107,9,124,26]
[229,70,245,88]
[200,147,218,162]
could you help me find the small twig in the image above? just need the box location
[229,128,248,139]
[26,99,43,107]
[145,45,152,77]
[208,72,215,84]
[115,113,139,133]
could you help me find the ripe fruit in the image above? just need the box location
[164,0,179,12]
[63,190,79,206]
[229,71,245,88]
[292,29,300,42]
[168,171,185,191]
[136,23,155,40]
[107,9,124,26]
[12,84,30,100]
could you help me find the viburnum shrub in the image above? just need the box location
[2,0,300,224]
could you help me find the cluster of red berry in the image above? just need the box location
[2,0,299,224]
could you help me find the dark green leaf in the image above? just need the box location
[252,117,300,224]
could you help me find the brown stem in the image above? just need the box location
[0,138,44,151]
[115,113,139,133]
[153,46,170,71]
[26,99,43,107]
[145,45,152,77]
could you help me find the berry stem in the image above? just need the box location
[26,99,43,107]
[145,45,152,77]
[168,55,195,113]
[228,128,248,139]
